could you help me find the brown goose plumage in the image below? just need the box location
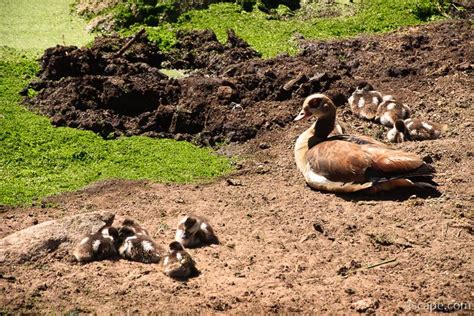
[294,94,437,193]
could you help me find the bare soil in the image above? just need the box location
[2,20,473,313]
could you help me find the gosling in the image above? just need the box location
[348,82,384,121]
[73,226,120,263]
[376,96,411,127]
[162,241,197,279]
[387,118,448,142]
[118,219,163,263]
[175,215,218,248]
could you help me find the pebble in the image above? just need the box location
[352,298,379,312]
[256,164,270,174]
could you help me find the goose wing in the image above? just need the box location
[307,141,425,184]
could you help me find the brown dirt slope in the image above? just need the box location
[2,20,473,313]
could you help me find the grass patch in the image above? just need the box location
[132,0,445,57]
[0,0,92,50]
[0,48,232,206]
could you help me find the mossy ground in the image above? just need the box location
[0,1,232,206]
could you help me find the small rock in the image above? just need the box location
[352,298,379,313]
[356,201,377,206]
[0,274,16,282]
[455,61,471,71]
[283,73,307,91]
[0,211,114,264]
[299,233,315,243]
[313,222,324,234]
[345,288,355,295]
[422,154,433,163]
[259,142,270,149]
[256,164,270,174]
[217,85,235,100]
[309,72,328,82]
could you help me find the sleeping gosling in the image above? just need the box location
[175,215,218,248]
[162,241,197,279]
[387,118,448,143]
[118,219,163,263]
[404,118,448,141]
[375,96,411,127]
[348,82,384,121]
[73,226,120,263]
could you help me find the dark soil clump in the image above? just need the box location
[24,21,472,145]
[25,28,344,144]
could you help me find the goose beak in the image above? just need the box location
[294,111,308,121]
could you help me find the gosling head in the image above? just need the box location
[387,120,407,143]
[118,225,136,240]
[177,216,200,240]
[169,241,185,252]
[119,218,149,237]
[294,93,334,121]
[355,81,374,92]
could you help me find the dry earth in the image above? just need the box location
[1,20,473,313]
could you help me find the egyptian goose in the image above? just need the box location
[175,215,218,248]
[73,226,119,263]
[375,96,411,127]
[348,82,384,121]
[118,219,163,263]
[387,118,448,143]
[294,93,438,193]
[162,241,197,279]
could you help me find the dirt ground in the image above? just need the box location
[2,20,473,313]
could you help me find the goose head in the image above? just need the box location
[294,93,336,122]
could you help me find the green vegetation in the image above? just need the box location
[0,0,232,206]
[115,0,448,57]
[0,48,232,205]
[0,0,92,50]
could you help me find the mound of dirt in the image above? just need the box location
[25,21,471,145]
[24,28,346,144]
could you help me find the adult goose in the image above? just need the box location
[294,94,437,193]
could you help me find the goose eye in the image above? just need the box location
[309,102,321,112]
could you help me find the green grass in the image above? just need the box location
[0,48,232,206]
[0,0,93,50]
[136,1,445,57]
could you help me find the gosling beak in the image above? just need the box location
[294,111,308,121]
